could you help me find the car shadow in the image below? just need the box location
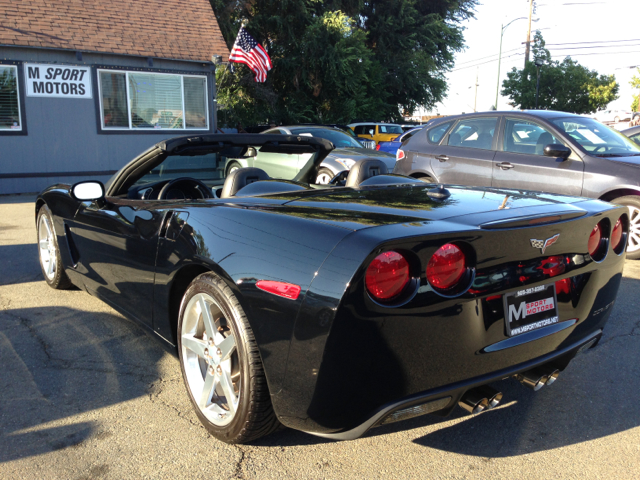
[0,244,49,286]
[0,305,166,462]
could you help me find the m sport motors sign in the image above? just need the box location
[24,63,92,98]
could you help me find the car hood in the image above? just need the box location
[599,154,640,167]
[330,148,396,168]
[242,184,599,231]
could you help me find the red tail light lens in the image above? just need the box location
[588,221,607,260]
[397,149,405,160]
[426,243,467,290]
[611,217,624,253]
[365,251,410,300]
[375,144,381,151]
[588,224,601,256]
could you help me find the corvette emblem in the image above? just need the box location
[530,234,560,254]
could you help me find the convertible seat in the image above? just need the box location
[345,158,389,188]
[220,167,270,198]
[535,132,553,155]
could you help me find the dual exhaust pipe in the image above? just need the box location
[458,366,560,414]
[515,367,560,391]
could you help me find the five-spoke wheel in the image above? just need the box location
[37,205,72,289]
[177,272,280,443]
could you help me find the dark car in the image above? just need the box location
[622,125,640,146]
[394,111,640,259]
[36,134,627,444]
[259,125,395,183]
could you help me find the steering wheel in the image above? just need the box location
[158,177,214,200]
[593,145,611,153]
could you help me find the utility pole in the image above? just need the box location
[474,68,479,112]
[524,0,534,66]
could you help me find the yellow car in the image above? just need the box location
[348,123,404,145]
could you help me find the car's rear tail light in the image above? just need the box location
[426,243,466,290]
[375,144,381,151]
[397,149,405,160]
[256,280,301,300]
[611,217,626,254]
[588,220,608,261]
[365,251,410,300]
[555,278,571,296]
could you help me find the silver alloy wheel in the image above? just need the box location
[38,213,56,281]
[181,292,240,427]
[316,171,333,184]
[628,206,640,252]
[228,165,240,174]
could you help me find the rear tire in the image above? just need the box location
[177,272,280,443]
[37,205,73,289]
[612,195,640,260]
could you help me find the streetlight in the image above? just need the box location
[495,17,527,110]
[535,57,544,109]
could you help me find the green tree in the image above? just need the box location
[501,31,619,114]
[210,0,477,126]
[631,67,640,112]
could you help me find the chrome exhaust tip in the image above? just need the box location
[475,385,503,409]
[458,389,490,414]
[544,369,560,386]
[516,367,560,391]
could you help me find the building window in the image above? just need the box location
[0,65,22,131]
[98,69,209,131]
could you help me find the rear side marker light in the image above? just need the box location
[365,251,410,300]
[376,144,381,151]
[426,243,466,291]
[256,280,301,300]
[397,149,405,160]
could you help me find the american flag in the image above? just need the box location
[229,27,272,82]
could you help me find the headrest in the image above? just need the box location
[345,158,389,188]
[220,167,270,198]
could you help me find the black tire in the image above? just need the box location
[226,161,242,177]
[37,204,73,289]
[412,174,435,183]
[612,196,640,260]
[315,167,335,184]
[177,272,280,444]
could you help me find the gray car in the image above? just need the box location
[260,126,396,183]
[393,110,640,259]
[622,125,640,146]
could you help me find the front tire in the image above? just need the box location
[315,167,335,184]
[37,205,72,289]
[612,195,640,260]
[177,272,280,443]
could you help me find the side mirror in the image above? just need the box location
[544,143,571,160]
[72,181,105,201]
[241,147,257,158]
[368,129,374,136]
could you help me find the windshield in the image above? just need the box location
[379,125,403,134]
[551,117,640,157]
[290,128,363,148]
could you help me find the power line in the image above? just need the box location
[545,38,640,46]
[450,53,524,72]
[454,46,523,67]
[548,43,640,51]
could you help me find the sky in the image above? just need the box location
[424,0,640,115]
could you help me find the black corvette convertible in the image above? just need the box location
[36,134,627,444]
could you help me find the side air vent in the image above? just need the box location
[63,223,80,267]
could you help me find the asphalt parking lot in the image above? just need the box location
[1,194,639,480]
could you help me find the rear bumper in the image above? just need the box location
[306,329,601,440]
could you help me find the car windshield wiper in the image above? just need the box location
[595,153,625,157]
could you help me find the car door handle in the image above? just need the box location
[496,162,514,170]
[436,155,449,162]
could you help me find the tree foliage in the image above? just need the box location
[631,68,640,112]
[211,0,477,126]
[501,31,619,114]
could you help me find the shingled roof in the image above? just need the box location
[0,0,229,62]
